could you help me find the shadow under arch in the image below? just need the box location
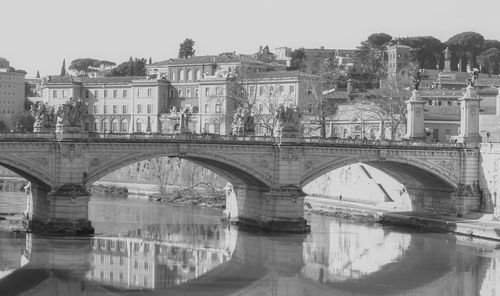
[300,156,456,212]
[0,159,52,189]
[85,151,271,189]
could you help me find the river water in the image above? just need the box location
[0,192,499,296]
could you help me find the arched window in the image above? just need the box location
[195,88,199,98]
[195,69,201,80]
[111,119,118,132]
[178,89,183,97]
[187,69,193,81]
[121,119,128,132]
[179,69,184,81]
[136,119,143,132]
[93,119,99,132]
[102,119,109,132]
[186,89,191,97]
[171,72,176,81]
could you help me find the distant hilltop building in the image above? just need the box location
[0,56,25,131]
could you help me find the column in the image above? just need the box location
[405,90,426,139]
[24,183,94,234]
[453,86,482,146]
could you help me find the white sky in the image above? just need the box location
[3,0,500,77]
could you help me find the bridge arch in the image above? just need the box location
[85,151,272,189]
[0,156,53,188]
[301,155,458,189]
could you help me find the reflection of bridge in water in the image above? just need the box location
[0,221,498,296]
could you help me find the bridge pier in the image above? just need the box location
[24,183,94,235]
[224,184,309,233]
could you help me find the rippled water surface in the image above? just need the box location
[0,192,499,296]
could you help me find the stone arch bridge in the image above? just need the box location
[0,133,481,233]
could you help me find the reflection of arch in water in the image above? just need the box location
[302,217,412,283]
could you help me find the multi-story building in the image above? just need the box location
[0,57,25,131]
[40,75,169,133]
[387,44,412,77]
[198,70,316,135]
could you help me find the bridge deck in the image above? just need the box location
[0,132,465,150]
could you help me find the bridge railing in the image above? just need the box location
[0,132,465,149]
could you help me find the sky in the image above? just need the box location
[3,0,500,77]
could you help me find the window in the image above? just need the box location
[93,105,98,114]
[147,104,152,114]
[279,85,284,94]
[187,69,193,80]
[214,122,220,134]
[172,72,176,81]
[147,88,152,97]
[102,119,109,132]
[204,104,210,113]
[121,119,128,132]
[136,120,142,132]
[104,90,108,98]
[269,86,274,95]
[137,89,143,97]
[144,261,149,270]
[259,86,264,96]
[103,105,108,114]
[122,105,127,114]
[250,86,255,96]
[186,89,191,97]
[204,123,210,133]
[113,90,117,98]
[438,101,442,106]
[119,257,124,266]
[137,104,142,113]
[205,87,209,96]
[52,90,57,98]
[93,119,99,132]
[179,69,184,81]
[112,105,117,114]
[447,101,452,106]
[85,90,90,98]
[111,119,118,132]
[123,90,128,98]
[215,103,221,113]
[195,88,199,98]
[170,89,174,98]
[62,90,67,98]
[94,90,98,98]
[195,69,201,80]
[178,89,183,97]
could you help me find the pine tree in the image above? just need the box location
[36,70,40,78]
[60,59,66,76]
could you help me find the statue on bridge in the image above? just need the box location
[56,97,88,133]
[30,102,57,132]
[231,107,255,136]
[466,64,480,87]
[273,104,302,139]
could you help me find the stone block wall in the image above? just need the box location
[479,143,500,218]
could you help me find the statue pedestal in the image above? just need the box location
[404,90,427,140]
[55,125,87,140]
[33,127,53,133]
[453,86,482,146]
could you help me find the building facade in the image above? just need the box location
[41,76,169,133]
[0,57,25,131]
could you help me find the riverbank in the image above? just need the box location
[305,196,500,241]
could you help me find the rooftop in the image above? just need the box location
[43,75,156,85]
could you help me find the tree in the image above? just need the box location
[356,33,393,81]
[108,57,147,77]
[288,48,307,71]
[484,39,500,51]
[178,38,195,59]
[398,36,446,69]
[60,59,66,76]
[446,32,485,71]
[477,48,500,76]
[36,70,40,78]
[148,57,152,65]
[300,55,345,138]
[69,58,116,77]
